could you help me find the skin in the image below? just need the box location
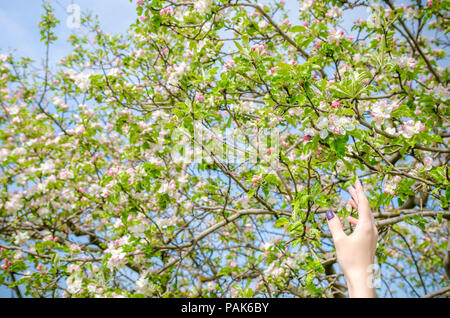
[327,179,378,298]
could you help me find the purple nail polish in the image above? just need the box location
[326,210,334,220]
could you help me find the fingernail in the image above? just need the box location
[326,210,334,220]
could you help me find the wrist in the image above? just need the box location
[345,268,377,298]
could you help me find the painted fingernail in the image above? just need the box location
[326,210,335,220]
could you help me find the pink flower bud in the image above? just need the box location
[331,100,341,108]
[196,94,205,102]
[393,176,402,183]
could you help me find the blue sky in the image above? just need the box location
[0,0,136,64]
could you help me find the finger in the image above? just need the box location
[355,178,373,223]
[326,210,346,242]
[348,215,358,226]
[349,197,358,210]
[355,178,367,205]
[348,186,359,205]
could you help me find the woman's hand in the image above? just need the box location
[326,179,378,298]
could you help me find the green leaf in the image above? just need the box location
[233,41,243,51]
[330,134,348,159]
[264,173,281,186]
[291,25,304,33]
[287,220,303,234]
[247,187,256,198]
[275,217,289,228]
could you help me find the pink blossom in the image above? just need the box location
[313,39,322,49]
[331,100,342,108]
[139,16,146,22]
[302,135,311,141]
[137,0,144,6]
[195,93,205,102]
[160,7,172,15]
[252,175,262,187]
[393,176,402,183]
[73,124,85,135]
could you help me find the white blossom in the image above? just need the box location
[135,275,158,296]
[69,71,91,91]
[66,274,83,294]
[431,84,449,101]
[6,194,22,214]
[299,0,315,11]
[14,231,30,245]
[194,0,213,15]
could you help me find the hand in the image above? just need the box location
[326,179,378,298]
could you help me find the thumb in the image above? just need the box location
[326,210,346,242]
